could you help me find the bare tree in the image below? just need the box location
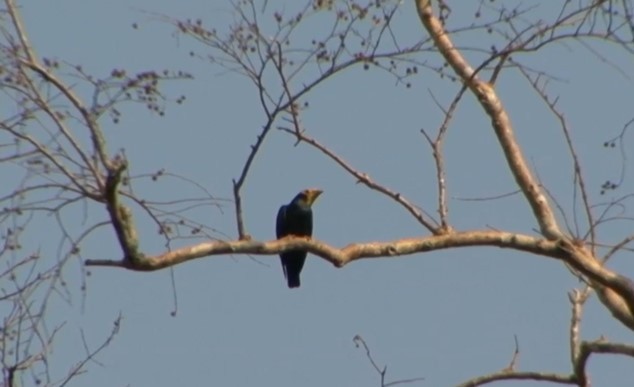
[2,0,634,386]
[1,0,198,384]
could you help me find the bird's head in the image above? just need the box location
[293,188,323,207]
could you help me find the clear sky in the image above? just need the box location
[4,1,634,386]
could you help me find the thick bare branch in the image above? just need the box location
[415,0,561,239]
[458,338,634,387]
[104,159,141,262]
[85,230,566,270]
[517,67,596,250]
[557,239,634,331]
[574,340,634,386]
[415,0,634,333]
[456,371,575,387]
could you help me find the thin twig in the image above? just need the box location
[353,335,425,387]
[422,84,467,231]
[503,335,520,372]
[278,127,439,233]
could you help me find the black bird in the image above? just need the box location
[276,189,323,288]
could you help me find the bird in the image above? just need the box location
[276,188,323,288]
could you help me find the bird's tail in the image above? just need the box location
[287,273,301,288]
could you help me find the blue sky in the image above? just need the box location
[4,1,634,386]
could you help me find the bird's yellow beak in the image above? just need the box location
[304,189,323,205]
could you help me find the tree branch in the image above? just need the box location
[414,0,561,239]
[353,334,425,387]
[456,371,575,387]
[574,340,634,386]
[557,239,634,331]
[423,85,467,231]
[279,127,439,233]
[415,0,634,333]
[84,230,565,271]
[104,158,141,262]
[516,67,595,250]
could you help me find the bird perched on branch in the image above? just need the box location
[276,188,323,288]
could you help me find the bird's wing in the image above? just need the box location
[306,210,313,237]
[276,205,288,238]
